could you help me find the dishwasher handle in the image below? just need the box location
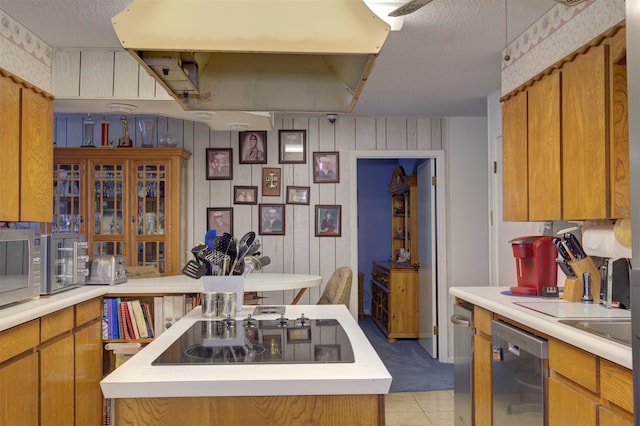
[450,314,471,327]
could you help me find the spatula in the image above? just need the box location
[181,259,208,279]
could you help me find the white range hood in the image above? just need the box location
[111,0,391,113]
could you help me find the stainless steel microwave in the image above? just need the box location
[40,233,89,295]
[0,229,41,308]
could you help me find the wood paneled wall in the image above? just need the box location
[54,114,444,307]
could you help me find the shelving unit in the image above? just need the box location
[388,165,418,265]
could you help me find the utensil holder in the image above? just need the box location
[563,256,601,302]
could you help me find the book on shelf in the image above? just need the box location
[101,299,109,339]
[154,296,164,337]
[126,301,141,339]
[163,296,174,331]
[131,300,149,339]
[118,301,133,340]
[141,302,154,338]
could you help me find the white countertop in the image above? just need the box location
[100,304,392,398]
[0,273,322,332]
[450,286,632,369]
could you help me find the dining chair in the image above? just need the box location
[317,266,353,308]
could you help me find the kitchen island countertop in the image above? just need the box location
[100,304,392,398]
[450,286,631,369]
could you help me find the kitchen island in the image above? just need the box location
[100,304,391,426]
[451,286,633,425]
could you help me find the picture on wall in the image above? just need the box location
[239,131,267,164]
[286,186,310,205]
[279,130,306,164]
[207,207,233,236]
[313,151,339,183]
[315,205,341,237]
[262,167,281,197]
[206,148,233,180]
[234,186,258,205]
[259,204,285,235]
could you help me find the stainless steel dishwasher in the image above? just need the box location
[451,302,473,426]
[492,320,548,426]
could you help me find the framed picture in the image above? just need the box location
[314,344,341,362]
[206,148,233,180]
[239,131,267,164]
[313,151,339,183]
[287,327,311,343]
[262,167,281,197]
[206,207,233,236]
[234,186,258,205]
[279,130,306,164]
[315,205,341,237]
[286,186,310,205]
[259,204,285,235]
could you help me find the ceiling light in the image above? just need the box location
[191,111,216,120]
[105,103,137,113]
[228,123,249,131]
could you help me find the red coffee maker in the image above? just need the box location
[509,236,557,296]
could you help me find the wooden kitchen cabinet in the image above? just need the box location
[0,69,53,222]
[52,148,192,275]
[473,306,493,426]
[0,299,104,426]
[548,338,633,425]
[501,25,629,221]
[501,89,528,221]
[371,261,418,341]
[528,70,562,221]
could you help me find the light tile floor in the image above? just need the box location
[385,390,455,426]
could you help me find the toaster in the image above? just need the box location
[85,255,128,285]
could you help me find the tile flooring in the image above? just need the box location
[385,390,455,426]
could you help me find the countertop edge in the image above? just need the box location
[450,286,632,369]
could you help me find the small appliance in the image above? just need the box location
[0,228,41,308]
[86,255,127,286]
[510,236,557,296]
[40,233,89,295]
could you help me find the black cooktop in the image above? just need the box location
[152,316,355,365]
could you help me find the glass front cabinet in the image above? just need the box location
[51,148,191,276]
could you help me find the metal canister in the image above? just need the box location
[220,291,237,317]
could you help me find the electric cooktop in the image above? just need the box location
[152,315,355,365]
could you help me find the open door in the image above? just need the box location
[417,160,437,357]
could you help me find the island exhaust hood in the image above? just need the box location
[111,0,391,113]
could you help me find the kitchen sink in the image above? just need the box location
[559,319,631,347]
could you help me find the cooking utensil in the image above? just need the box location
[553,238,572,262]
[563,233,587,260]
[557,259,576,278]
[246,240,261,256]
[204,230,217,251]
[181,259,208,279]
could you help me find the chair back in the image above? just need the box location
[317,267,353,308]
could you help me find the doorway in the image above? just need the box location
[349,150,448,361]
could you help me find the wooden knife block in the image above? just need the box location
[563,256,601,303]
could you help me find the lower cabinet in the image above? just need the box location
[0,352,39,426]
[371,261,418,342]
[458,299,635,425]
[0,298,103,426]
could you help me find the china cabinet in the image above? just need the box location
[51,148,191,276]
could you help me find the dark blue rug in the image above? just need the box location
[359,316,453,393]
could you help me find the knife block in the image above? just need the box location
[563,256,601,303]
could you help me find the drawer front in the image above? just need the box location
[0,319,39,363]
[41,306,74,342]
[76,297,102,326]
[600,359,633,414]
[549,338,598,393]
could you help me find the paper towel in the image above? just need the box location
[582,223,632,258]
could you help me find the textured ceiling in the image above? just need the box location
[0,0,557,118]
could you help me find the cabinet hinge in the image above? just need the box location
[493,161,497,174]
[433,325,438,335]
[431,176,437,186]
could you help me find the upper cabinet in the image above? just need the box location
[0,69,53,222]
[388,166,418,265]
[501,25,629,222]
